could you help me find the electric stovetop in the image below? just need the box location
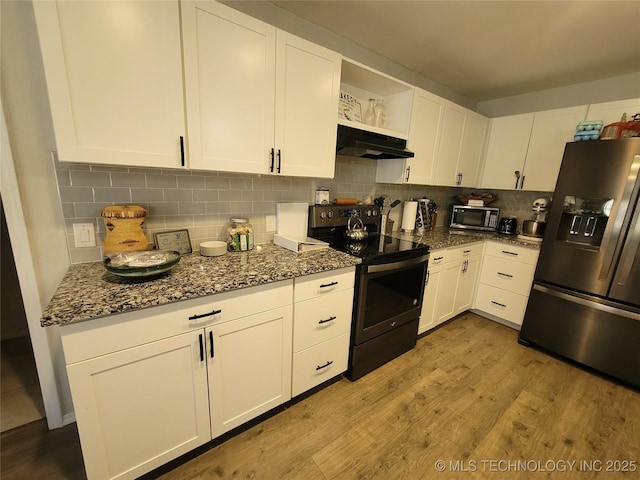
[320,233,429,265]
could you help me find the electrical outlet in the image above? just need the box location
[265,215,276,232]
[73,223,96,247]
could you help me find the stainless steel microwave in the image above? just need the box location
[450,205,500,231]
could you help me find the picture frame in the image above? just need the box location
[338,91,363,123]
[153,229,192,254]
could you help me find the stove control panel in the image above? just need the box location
[309,204,381,229]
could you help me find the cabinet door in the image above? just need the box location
[406,88,445,185]
[433,102,466,185]
[182,1,275,174]
[458,112,489,187]
[585,98,640,125]
[418,263,442,334]
[434,261,461,325]
[480,113,534,189]
[34,1,185,168]
[521,105,588,191]
[67,332,210,480]
[454,256,481,314]
[274,32,341,178]
[208,306,292,438]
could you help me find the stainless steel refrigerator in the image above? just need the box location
[519,138,640,388]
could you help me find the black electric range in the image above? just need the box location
[308,204,429,380]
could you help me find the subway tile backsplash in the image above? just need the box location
[56,157,551,263]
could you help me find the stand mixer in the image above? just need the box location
[519,198,549,242]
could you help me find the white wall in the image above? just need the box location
[1,0,74,425]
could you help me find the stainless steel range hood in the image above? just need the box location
[336,125,414,159]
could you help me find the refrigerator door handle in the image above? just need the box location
[533,284,640,322]
[599,155,640,281]
[614,199,640,287]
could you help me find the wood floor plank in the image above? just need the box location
[4,313,638,480]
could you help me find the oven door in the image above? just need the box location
[353,255,428,345]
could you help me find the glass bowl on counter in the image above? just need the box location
[102,250,181,278]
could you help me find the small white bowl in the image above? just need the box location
[199,241,227,257]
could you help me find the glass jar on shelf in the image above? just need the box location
[374,99,387,128]
[364,99,376,126]
[226,217,254,252]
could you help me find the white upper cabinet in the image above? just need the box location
[457,110,489,187]
[585,98,640,125]
[481,105,587,191]
[182,1,341,177]
[182,1,275,174]
[339,59,413,139]
[376,88,444,185]
[480,113,534,190]
[34,1,186,168]
[521,105,588,191]
[432,102,488,187]
[274,32,342,178]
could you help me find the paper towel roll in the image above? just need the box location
[401,201,418,232]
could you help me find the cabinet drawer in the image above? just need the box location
[61,280,293,364]
[484,241,539,265]
[428,248,449,266]
[293,289,353,352]
[479,256,535,295]
[447,242,484,263]
[294,267,355,302]
[475,283,528,325]
[292,333,349,397]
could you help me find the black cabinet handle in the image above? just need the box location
[276,149,281,173]
[209,331,214,358]
[497,272,513,278]
[318,316,336,324]
[491,300,507,308]
[269,148,275,173]
[319,281,338,288]
[189,309,222,321]
[405,166,411,182]
[501,250,518,256]
[433,256,444,261]
[180,136,185,167]
[316,360,334,371]
[198,334,204,362]
[520,175,525,189]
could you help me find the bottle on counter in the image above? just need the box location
[227,217,254,252]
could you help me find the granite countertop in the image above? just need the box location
[389,226,543,250]
[41,243,360,327]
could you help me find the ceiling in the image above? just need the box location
[269,1,640,103]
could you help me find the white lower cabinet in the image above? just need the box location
[292,267,355,396]
[419,242,483,334]
[474,241,540,327]
[67,331,211,480]
[61,281,293,480]
[208,306,292,438]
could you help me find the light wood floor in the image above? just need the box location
[2,313,638,480]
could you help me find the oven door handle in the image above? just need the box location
[367,254,429,273]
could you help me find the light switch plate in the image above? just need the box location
[73,223,96,248]
[265,215,276,233]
